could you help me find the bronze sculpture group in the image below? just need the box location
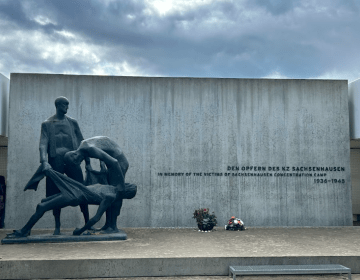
[7,97,136,238]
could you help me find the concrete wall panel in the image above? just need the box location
[350,148,360,214]
[5,74,351,228]
[349,78,360,139]
[0,74,9,137]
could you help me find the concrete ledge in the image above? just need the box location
[1,256,360,279]
[1,227,360,279]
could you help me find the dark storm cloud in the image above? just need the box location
[0,0,360,80]
[0,0,33,27]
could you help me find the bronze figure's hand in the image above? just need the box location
[41,162,52,171]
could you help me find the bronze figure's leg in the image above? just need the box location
[7,194,73,238]
[73,195,115,236]
[100,209,111,231]
[47,157,64,235]
[110,198,123,232]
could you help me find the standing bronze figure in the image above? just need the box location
[38,97,90,235]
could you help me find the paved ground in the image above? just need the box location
[2,227,360,259]
[1,227,360,279]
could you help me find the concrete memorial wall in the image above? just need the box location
[0,74,9,182]
[349,78,360,216]
[349,78,360,139]
[0,73,9,137]
[5,74,352,228]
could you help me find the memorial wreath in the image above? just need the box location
[193,208,217,231]
[225,216,245,231]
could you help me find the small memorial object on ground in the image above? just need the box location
[225,216,245,231]
[193,208,217,232]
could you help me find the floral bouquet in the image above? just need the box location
[225,216,245,231]
[193,208,217,231]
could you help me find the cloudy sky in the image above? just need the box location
[1,0,360,82]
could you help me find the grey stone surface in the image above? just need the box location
[0,227,360,279]
[5,74,351,228]
[0,73,9,137]
[349,78,360,139]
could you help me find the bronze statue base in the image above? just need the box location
[1,229,127,244]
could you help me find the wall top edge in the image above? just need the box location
[9,73,348,83]
[0,73,9,80]
[349,78,360,85]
